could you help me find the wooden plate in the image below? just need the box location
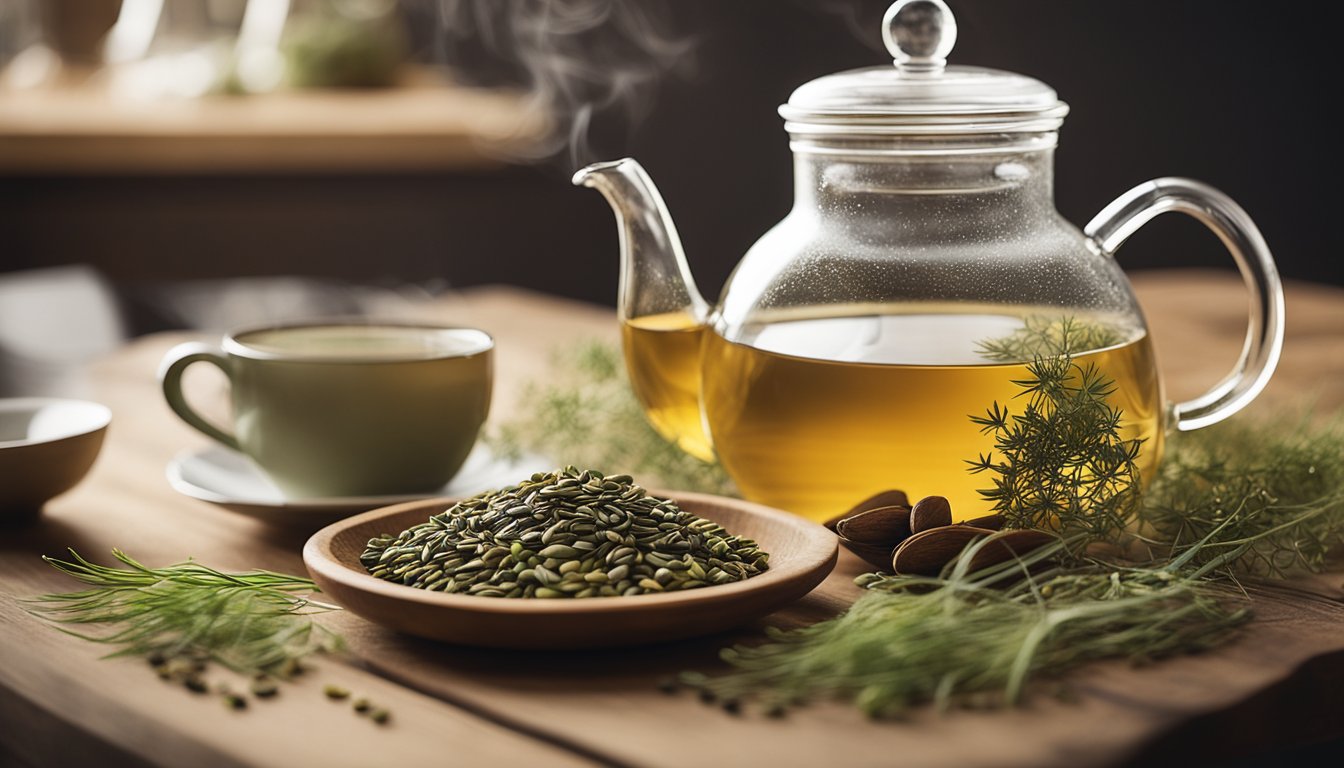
[303,491,838,649]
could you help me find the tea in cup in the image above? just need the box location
[160,323,493,498]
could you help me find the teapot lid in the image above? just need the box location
[780,0,1069,135]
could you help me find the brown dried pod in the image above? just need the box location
[891,525,996,576]
[910,496,953,533]
[964,529,1056,572]
[961,513,1005,531]
[835,505,912,547]
[824,489,911,532]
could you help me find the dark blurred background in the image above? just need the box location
[0,0,1337,340]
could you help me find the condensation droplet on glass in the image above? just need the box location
[994,163,1030,182]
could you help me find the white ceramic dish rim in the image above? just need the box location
[303,491,839,616]
[0,397,112,449]
[166,450,437,510]
[165,443,551,512]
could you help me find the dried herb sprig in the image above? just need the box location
[1141,413,1344,577]
[492,341,734,494]
[28,550,343,679]
[967,354,1144,545]
[683,533,1247,717]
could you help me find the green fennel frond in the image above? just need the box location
[27,550,343,677]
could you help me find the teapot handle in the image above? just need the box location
[1084,178,1285,432]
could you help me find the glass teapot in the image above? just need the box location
[573,0,1283,523]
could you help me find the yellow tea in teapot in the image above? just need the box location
[621,312,713,461]
[702,307,1163,521]
[624,305,1163,523]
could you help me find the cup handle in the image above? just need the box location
[159,342,241,451]
[1084,178,1285,432]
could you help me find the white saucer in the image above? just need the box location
[167,443,549,526]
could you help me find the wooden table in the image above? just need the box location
[2,271,1343,767]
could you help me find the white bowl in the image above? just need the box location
[0,397,111,520]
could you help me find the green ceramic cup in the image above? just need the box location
[160,323,493,498]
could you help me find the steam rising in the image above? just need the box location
[809,0,887,53]
[433,0,694,169]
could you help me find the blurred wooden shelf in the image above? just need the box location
[0,77,549,174]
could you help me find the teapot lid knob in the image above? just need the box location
[883,0,958,73]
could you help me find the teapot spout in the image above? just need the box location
[573,158,708,324]
[574,158,716,464]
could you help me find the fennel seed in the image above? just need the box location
[361,467,768,598]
